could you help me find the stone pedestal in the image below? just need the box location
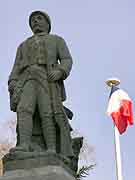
[4,152,73,173]
[0,166,77,180]
[3,152,77,180]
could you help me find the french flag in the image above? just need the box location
[107,86,134,134]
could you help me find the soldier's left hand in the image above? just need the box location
[48,70,63,81]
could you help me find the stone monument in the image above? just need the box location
[3,11,83,180]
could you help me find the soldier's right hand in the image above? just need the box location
[8,80,16,94]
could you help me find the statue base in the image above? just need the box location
[3,151,75,177]
[1,166,77,180]
[2,137,84,179]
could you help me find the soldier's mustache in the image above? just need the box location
[33,24,42,29]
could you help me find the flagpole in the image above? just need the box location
[114,125,123,180]
[106,78,123,180]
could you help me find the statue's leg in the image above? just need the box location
[15,80,37,152]
[41,114,56,153]
[37,83,56,153]
[55,112,74,158]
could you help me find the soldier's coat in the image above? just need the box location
[9,33,73,102]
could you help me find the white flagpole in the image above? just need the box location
[106,78,123,180]
[114,125,123,180]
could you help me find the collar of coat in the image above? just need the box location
[34,32,49,36]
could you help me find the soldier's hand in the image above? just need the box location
[48,70,63,81]
[8,80,16,94]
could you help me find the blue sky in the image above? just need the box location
[0,0,135,179]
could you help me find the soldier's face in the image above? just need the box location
[31,14,49,34]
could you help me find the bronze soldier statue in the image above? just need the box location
[8,11,74,158]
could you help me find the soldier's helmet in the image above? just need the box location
[29,11,51,33]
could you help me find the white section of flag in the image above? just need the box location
[107,89,131,116]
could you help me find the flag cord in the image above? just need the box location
[114,125,123,180]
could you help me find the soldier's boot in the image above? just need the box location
[14,112,33,152]
[42,115,56,154]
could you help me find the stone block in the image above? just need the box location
[0,166,77,180]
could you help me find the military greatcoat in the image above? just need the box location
[9,33,73,104]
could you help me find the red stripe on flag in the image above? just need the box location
[121,100,133,125]
[111,100,133,134]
